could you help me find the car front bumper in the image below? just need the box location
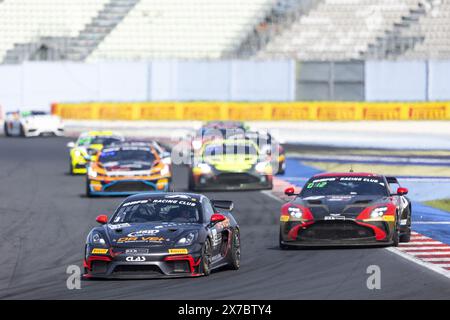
[280,219,393,247]
[88,177,171,196]
[84,246,202,279]
[193,171,273,191]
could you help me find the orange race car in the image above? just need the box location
[86,142,172,197]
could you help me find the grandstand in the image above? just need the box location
[0,0,449,63]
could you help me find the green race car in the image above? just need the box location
[188,139,273,191]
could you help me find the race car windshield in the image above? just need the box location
[300,176,388,197]
[111,199,202,224]
[22,111,48,117]
[100,149,155,163]
[204,143,258,157]
[77,136,122,147]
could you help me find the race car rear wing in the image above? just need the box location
[386,176,399,184]
[211,200,234,212]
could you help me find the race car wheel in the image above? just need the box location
[188,171,195,191]
[86,178,93,197]
[392,217,401,247]
[277,162,286,175]
[19,124,25,137]
[279,229,290,250]
[3,123,10,137]
[69,161,74,175]
[200,239,212,276]
[227,230,241,270]
[400,215,412,243]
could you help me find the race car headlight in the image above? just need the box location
[192,140,203,150]
[160,165,170,176]
[255,161,271,174]
[162,157,172,165]
[73,150,82,157]
[197,163,212,174]
[370,206,388,218]
[288,206,303,219]
[87,167,98,178]
[90,232,106,245]
[176,232,197,246]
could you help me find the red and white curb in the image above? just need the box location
[388,232,450,278]
[267,177,450,279]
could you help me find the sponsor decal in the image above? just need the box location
[169,248,188,254]
[152,199,197,207]
[91,248,109,254]
[126,256,146,262]
[382,216,395,222]
[126,248,149,254]
[328,196,353,201]
[280,215,289,222]
[116,236,165,243]
[127,229,160,237]
[108,223,130,230]
[165,194,191,199]
[324,214,346,221]
[122,200,149,207]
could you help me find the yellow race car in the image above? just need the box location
[67,131,124,175]
[189,139,273,191]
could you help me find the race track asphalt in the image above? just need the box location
[0,137,449,299]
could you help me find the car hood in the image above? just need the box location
[102,161,154,176]
[294,195,389,219]
[204,154,258,172]
[104,222,201,248]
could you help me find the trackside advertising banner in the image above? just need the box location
[51,101,450,121]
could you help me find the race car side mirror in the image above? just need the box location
[210,213,226,224]
[67,141,75,148]
[96,215,108,224]
[284,187,296,196]
[397,187,408,195]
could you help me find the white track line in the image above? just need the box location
[413,222,450,225]
[423,258,450,262]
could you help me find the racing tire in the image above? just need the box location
[86,178,93,197]
[227,230,241,270]
[69,161,74,175]
[19,124,25,137]
[277,162,286,175]
[199,239,212,276]
[392,218,401,247]
[279,229,290,250]
[400,215,412,243]
[188,171,196,191]
[3,123,11,137]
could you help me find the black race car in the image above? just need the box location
[84,192,240,278]
[279,172,412,248]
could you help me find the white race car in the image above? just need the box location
[3,111,64,137]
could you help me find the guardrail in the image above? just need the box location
[51,101,450,121]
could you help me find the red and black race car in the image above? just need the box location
[84,192,240,279]
[279,172,412,248]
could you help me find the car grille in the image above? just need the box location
[112,265,163,275]
[299,221,375,241]
[91,261,109,274]
[104,181,155,192]
[215,173,260,185]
